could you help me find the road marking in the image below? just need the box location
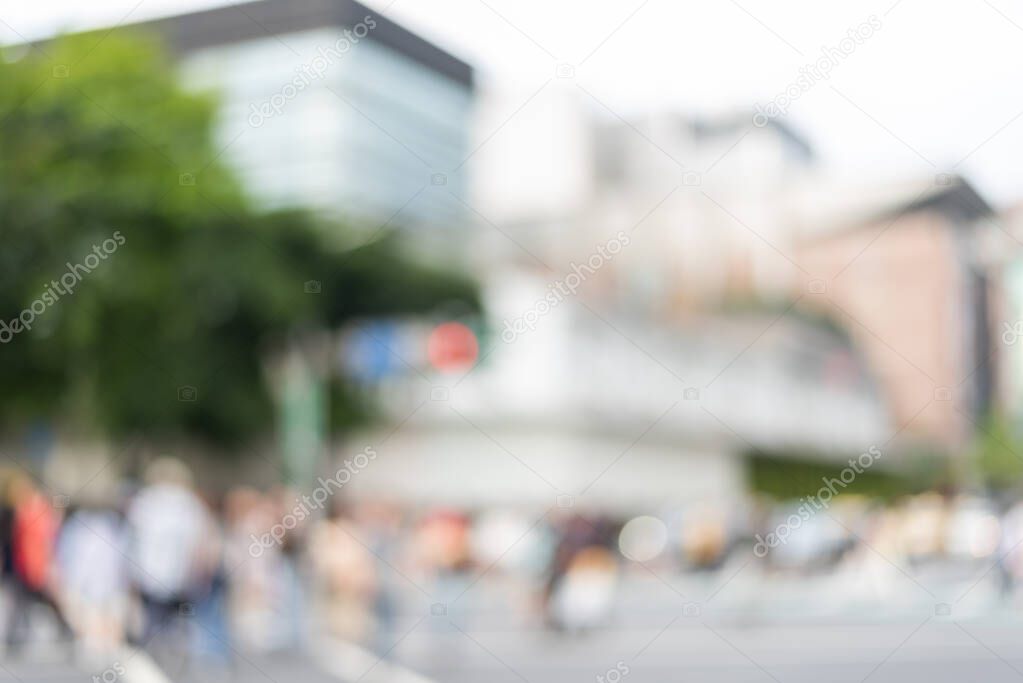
[312,636,435,683]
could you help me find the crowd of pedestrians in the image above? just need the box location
[5,456,1023,670]
[0,457,638,665]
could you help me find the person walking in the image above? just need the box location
[5,473,73,655]
[126,458,211,653]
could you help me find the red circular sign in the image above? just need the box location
[427,322,479,371]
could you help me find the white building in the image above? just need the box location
[140,0,475,249]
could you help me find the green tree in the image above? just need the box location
[0,33,479,448]
[972,416,1023,491]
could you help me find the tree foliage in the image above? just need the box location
[0,33,478,447]
[972,416,1023,491]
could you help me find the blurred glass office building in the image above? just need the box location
[138,0,474,247]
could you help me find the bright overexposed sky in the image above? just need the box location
[5,0,1023,207]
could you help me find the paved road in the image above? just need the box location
[4,560,1019,683]
[8,618,1023,683]
[0,651,346,683]
[380,619,1023,683]
[356,560,1023,683]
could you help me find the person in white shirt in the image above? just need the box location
[126,458,212,646]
